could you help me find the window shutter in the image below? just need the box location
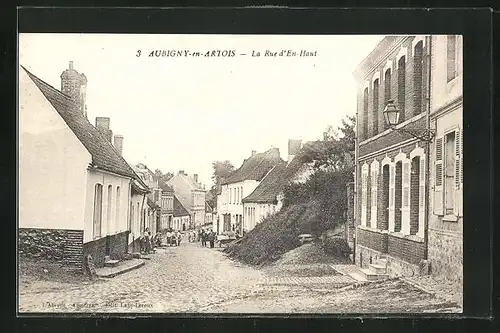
[401,160,411,234]
[361,167,367,226]
[418,156,426,237]
[455,129,461,216]
[434,137,444,215]
[459,128,463,216]
[388,163,395,231]
[371,166,378,227]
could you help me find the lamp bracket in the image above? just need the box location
[391,127,436,142]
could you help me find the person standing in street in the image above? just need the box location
[208,230,215,248]
[201,229,207,247]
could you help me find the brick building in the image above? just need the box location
[353,35,463,284]
[353,36,431,277]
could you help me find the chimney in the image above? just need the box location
[270,147,280,159]
[61,61,88,118]
[288,139,302,164]
[323,132,328,141]
[113,134,123,155]
[95,117,113,142]
[193,174,199,183]
[251,150,256,156]
[179,170,185,175]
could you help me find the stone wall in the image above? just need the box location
[19,228,84,271]
[356,244,423,277]
[428,228,463,286]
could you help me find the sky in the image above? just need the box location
[19,33,384,188]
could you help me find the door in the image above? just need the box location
[93,184,103,239]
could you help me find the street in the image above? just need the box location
[18,237,461,314]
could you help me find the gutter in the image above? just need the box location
[423,35,432,260]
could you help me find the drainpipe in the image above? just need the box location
[353,102,360,265]
[423,35,432,260]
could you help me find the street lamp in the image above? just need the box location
[383,99,435,142]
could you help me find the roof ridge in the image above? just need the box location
[21,65,75,102]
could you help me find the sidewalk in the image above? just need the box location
[96,259,145,278]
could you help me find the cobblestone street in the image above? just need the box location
[19,239,265,313]
[19,237,461,314]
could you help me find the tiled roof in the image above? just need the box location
[22,66,142,183]
[159,181,174,193]
[205,201,213,213]
[223,148,283,185]
[242,162,287,204]
[173,195,190,217]
[242,142,320,204]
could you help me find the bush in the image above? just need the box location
[320,234,352,259]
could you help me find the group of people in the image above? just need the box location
[165,229,182,247]
[199,229,217,248]
[140,228,159,254]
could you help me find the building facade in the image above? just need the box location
[216,147,283,235]
[19,63,148,271]
[353,36,431,277]
[159,181,175,231]
[173,195,190,231]
[427,35,463,289]
[167,171,206,229]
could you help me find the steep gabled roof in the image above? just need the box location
[22,66,142,183]
[173,195,190,217]
[242,142,319,204]
[242,162,287,204]
[159,181,174,193]
[223,148,283,185]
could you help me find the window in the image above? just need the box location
[107,185,113,233]
[361,164,368,226]
[363,88,369,140]
[447,35,458,82]
[413,41,424,115]
[444,132,456,214]
[93,184,103,239]
[366,165,371,227]
[383,70,391,131]
[397,56,406,122]
[394,161,402,232]
[381,164,390,230]
[115,186,121,231]
[372,79,379,135]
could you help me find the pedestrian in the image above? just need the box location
[201,230,207,247]
[176,230,182,246]
[166,229,172,247]
[208,230,215,248]
[148,230,153,253]
[144,229,151,254]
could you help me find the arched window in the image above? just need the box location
[115,186,121,231]
[381,164,390,230]
[383,69,391,130]
[93,184,103,239]
[372,80,379,135]
[107,185,113,233]
[413,41,424,115]
[410,156,421,235]
[394,161,403,232]
[363,88,369,140]
[398,56,406,122]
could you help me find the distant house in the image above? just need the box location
[217,147,283,235]
[19,63,149,271]
[205,201,215,227]
[132,163,162,234]
[159,181,174,231]
[167,171,206,229]
[241,140,318,232]
[172,196,190,231]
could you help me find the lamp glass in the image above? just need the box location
[383,100,401,126]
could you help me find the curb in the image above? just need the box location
[97,260,146,278]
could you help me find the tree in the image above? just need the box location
[211,160,235,187]
[301,115,356,172]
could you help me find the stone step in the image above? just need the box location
[104,259,120,267]
[347,271,368,282]
[369,263,387,274]
[377,258,388,266]
[359,268,389,281]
